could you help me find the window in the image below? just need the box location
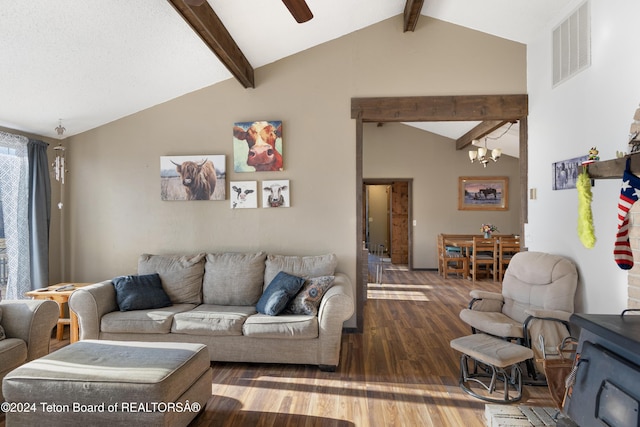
[0,132,30,299]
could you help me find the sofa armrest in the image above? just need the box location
[68,280,118,340]
[315,273,354,367]
[0,299,59,361]
[318,273,354,327]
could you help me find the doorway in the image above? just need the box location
[363,179,412,268]
[351,94,529,331]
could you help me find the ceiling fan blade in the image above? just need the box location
[282,0,313,23]
[183,0,206,6]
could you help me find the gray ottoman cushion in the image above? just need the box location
[450,333,534,367]
[3,340,212,427]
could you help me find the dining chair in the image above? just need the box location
[469,236,497,283]
[497,236,521,282]
[437,234,468,278]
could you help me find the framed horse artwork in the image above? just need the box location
[458,176,509,211]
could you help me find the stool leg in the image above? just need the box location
[56,303,64,340]
[458,355,525,403]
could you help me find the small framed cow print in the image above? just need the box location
[233,120,283,172]
[160,155,226,201]
[262,180,290,208]
[230,181,258,209]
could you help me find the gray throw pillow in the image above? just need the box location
[256,271,305,316]
[113,274,172,312]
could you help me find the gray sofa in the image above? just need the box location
[69,252,354,371]
[0,299,59,402]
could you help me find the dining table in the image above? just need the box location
[443,236,477,257]
[443,234,519,258]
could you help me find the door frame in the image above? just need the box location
[352,94,529,331]
[364,179,413,269]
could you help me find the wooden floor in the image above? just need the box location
[2,268,554,426]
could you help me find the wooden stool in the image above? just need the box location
[450,333,534,403]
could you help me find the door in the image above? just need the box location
[390,182,409,264]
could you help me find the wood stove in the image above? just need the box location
[559,312,640,427]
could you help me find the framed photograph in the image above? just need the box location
[230,181,258,209]
[262,180,290,208]
[552,155,588,190]
[233,120,283,172]
[160,155,226,201]
[458,176,508,211]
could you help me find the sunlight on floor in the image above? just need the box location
[367,282,433,301]
[244,376,461,401]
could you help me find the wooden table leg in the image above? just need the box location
[70,311,79,343]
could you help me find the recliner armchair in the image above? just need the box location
[459,251,578,379]
[0,299,59,402]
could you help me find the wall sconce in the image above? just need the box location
[469,138,502,167]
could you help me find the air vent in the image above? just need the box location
[552,1,591,87]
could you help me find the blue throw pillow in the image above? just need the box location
[256,271,305,316]
[112,273,172,312]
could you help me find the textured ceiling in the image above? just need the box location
[0,0,573,140]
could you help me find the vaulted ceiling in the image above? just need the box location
[0,0,572,140]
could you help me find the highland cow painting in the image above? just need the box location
[161,155,226,201]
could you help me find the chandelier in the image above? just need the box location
[468,122,514,167]
[468,138,501,167]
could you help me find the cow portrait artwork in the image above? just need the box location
[262,180,290,208]
[233,121,283,172]
[160,155,226,201]
[230,181,257,209]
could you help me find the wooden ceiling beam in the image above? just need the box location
[282,0,314,23]
[456,120,510,150]
[168,0,255,88]
[403,0,425,32]
[351,94,528,123]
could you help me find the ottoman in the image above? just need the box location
[450,333,534,403]
[2,340,212,426]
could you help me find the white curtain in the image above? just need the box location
[0,131,30,299]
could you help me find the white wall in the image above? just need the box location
[527,0,640,313]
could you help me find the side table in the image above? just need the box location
[25,283,91,343]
